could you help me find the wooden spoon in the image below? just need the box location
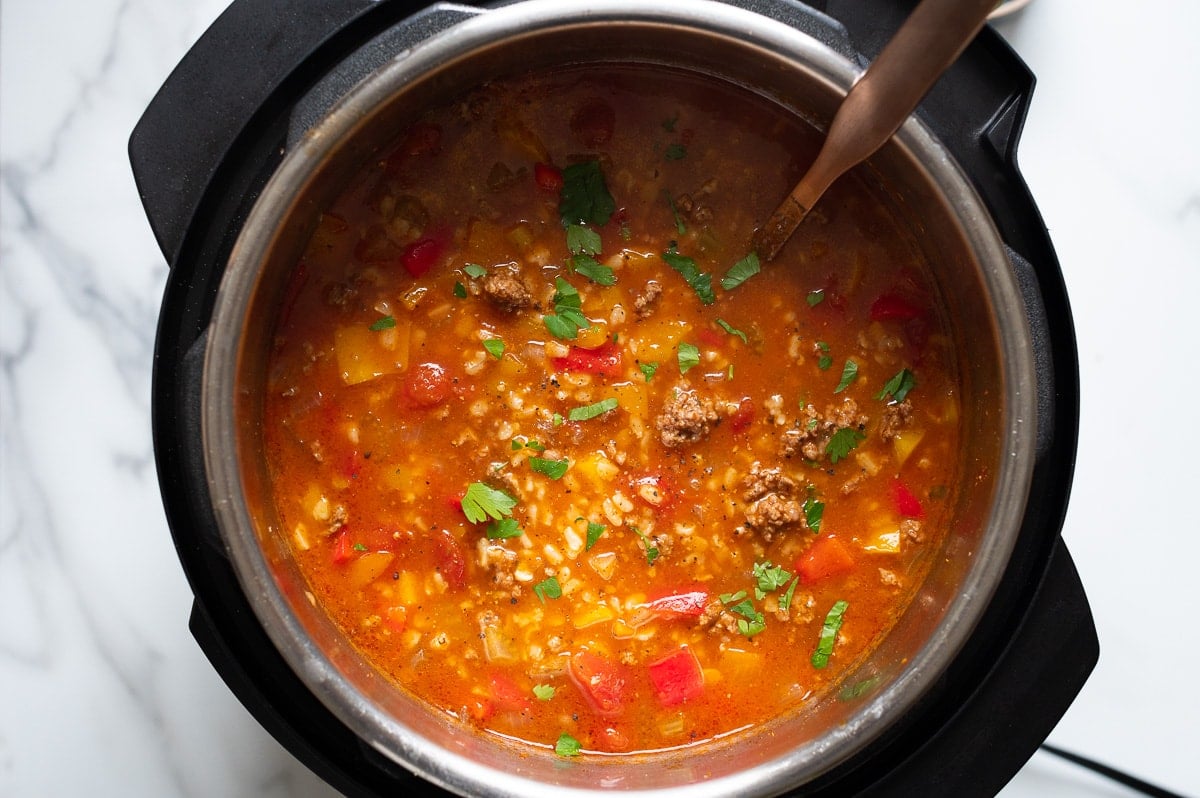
[753,0,999,261]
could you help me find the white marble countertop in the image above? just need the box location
[2,1,1197,795]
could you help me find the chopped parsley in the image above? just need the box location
[877,368,916,403]
[719,251,760,291]
[486,517,523,540]
[453,281,467,298]
[662,245,715,305]
[816,341,832,371]
[482,338,505,359]
[568,397,619,422]
[552,412,565,426]
[664,142,687,161]
[752,561,793,600]
[664,191,687,235]
[812,599,849,669]
[803,494,825,533]
[585,521,606,551]
[826,427,866,464]
[720,590,765,638]
[532,684,556,701]
[662,112,679,132]
[511,437,545,452]
[566,223,602,256]
[369,316,396,331]
[461,482,517,524]
[555,732,582,757]
[352,542,368,552]
[834,359,859,393]
[529,457,569,480]
[570,254,617,286]
[715,318,747,343]
[806,289,825,307]
[780,577,799,612]
[533,576,562,603]
[543,277,589,340]
[463,263,487,279]
[631,525,660,565]
[559,160,615,227]
[638,361,659,382]
[677,342,700,375]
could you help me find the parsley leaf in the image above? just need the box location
[352,542,368,552]
[533,576,562,603]
[511,437,544,452]
[662,113,678,132]
[780,577,799,612]
[720,251,760,291]
[570,254,617,286]
[752,561,793,600]
[532,684,556,701]
[664,142,687,161]
[638,361,659,382]
[662,246,715,305]
[677,342,700,375]
[482,338,504,359]
[464,263,487,279]
[461,482,517,524]
[543,277,589,340]
[453,281,467,298]
[826,428,866,464]
[631,525,659,565]
[877,368,916,403]
[486,517,524,539]
[803,495,825,533]
[720,591,765,638]
[806,289,825,307]
[529,457,569,480]
[585,521,605,551]
[559,160,615,227]
[834,359,859,393]
[566,223,602,256]
[664,191,687,235]
[818,355,833,371]
[715,318,747,343]
[369,316,396,331]
[812,599,849,669]
[555,732,582,757]
[568,397,619,421]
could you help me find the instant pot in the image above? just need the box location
[132,0,1097,795]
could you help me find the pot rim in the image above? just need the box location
[202,1,1037,795]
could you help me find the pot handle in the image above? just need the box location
[128,0,393,267]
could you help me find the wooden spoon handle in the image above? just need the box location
[755,0,998,261]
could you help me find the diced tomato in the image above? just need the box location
[568,651,628,717]
[643,590,709,618]
[533,162,563,193]
[405,362,451,408]
[488,672,531,713]
[432,528,466,589]
[891,478,926,519]
[400,237,443,277]
[729,397,755,434]
[697,327,724,348]
[797,535,855,583]
[552,341,622,376]
[648,647,704,707]
[869,293,924,322]
[383,605,407,632]
[330,531,353,565]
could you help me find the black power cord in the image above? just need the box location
[1038,744,1190,798]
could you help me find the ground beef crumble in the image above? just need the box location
[655,382,720,448]
[480,264,534,311]
[737,462,807,541]
[633,280,663,318]
[779,398,869,461]
[880,399,913,441]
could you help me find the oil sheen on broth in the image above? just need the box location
[263,65,961,756]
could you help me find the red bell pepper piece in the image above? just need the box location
[400,237,443,277]
[644,590,709,618]
[432,528,466,589]
[798,536,855,583]
[729,397,755,434]
[568,651,628,717]
[697,327,724,348]
[891,478,926,519]
[533,162,564,193]
[330,531,353,565]
[552,341,622,377]
[869,293,924,322]
[648,647,704,707]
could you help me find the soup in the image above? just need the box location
[262,66,961,757]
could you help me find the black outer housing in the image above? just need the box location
[133,1,1097,795]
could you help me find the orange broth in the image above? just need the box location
[263,66,961,756]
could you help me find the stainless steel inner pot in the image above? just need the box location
[201,1,1037,795]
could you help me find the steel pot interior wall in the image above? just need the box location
[202,3,1036,796]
